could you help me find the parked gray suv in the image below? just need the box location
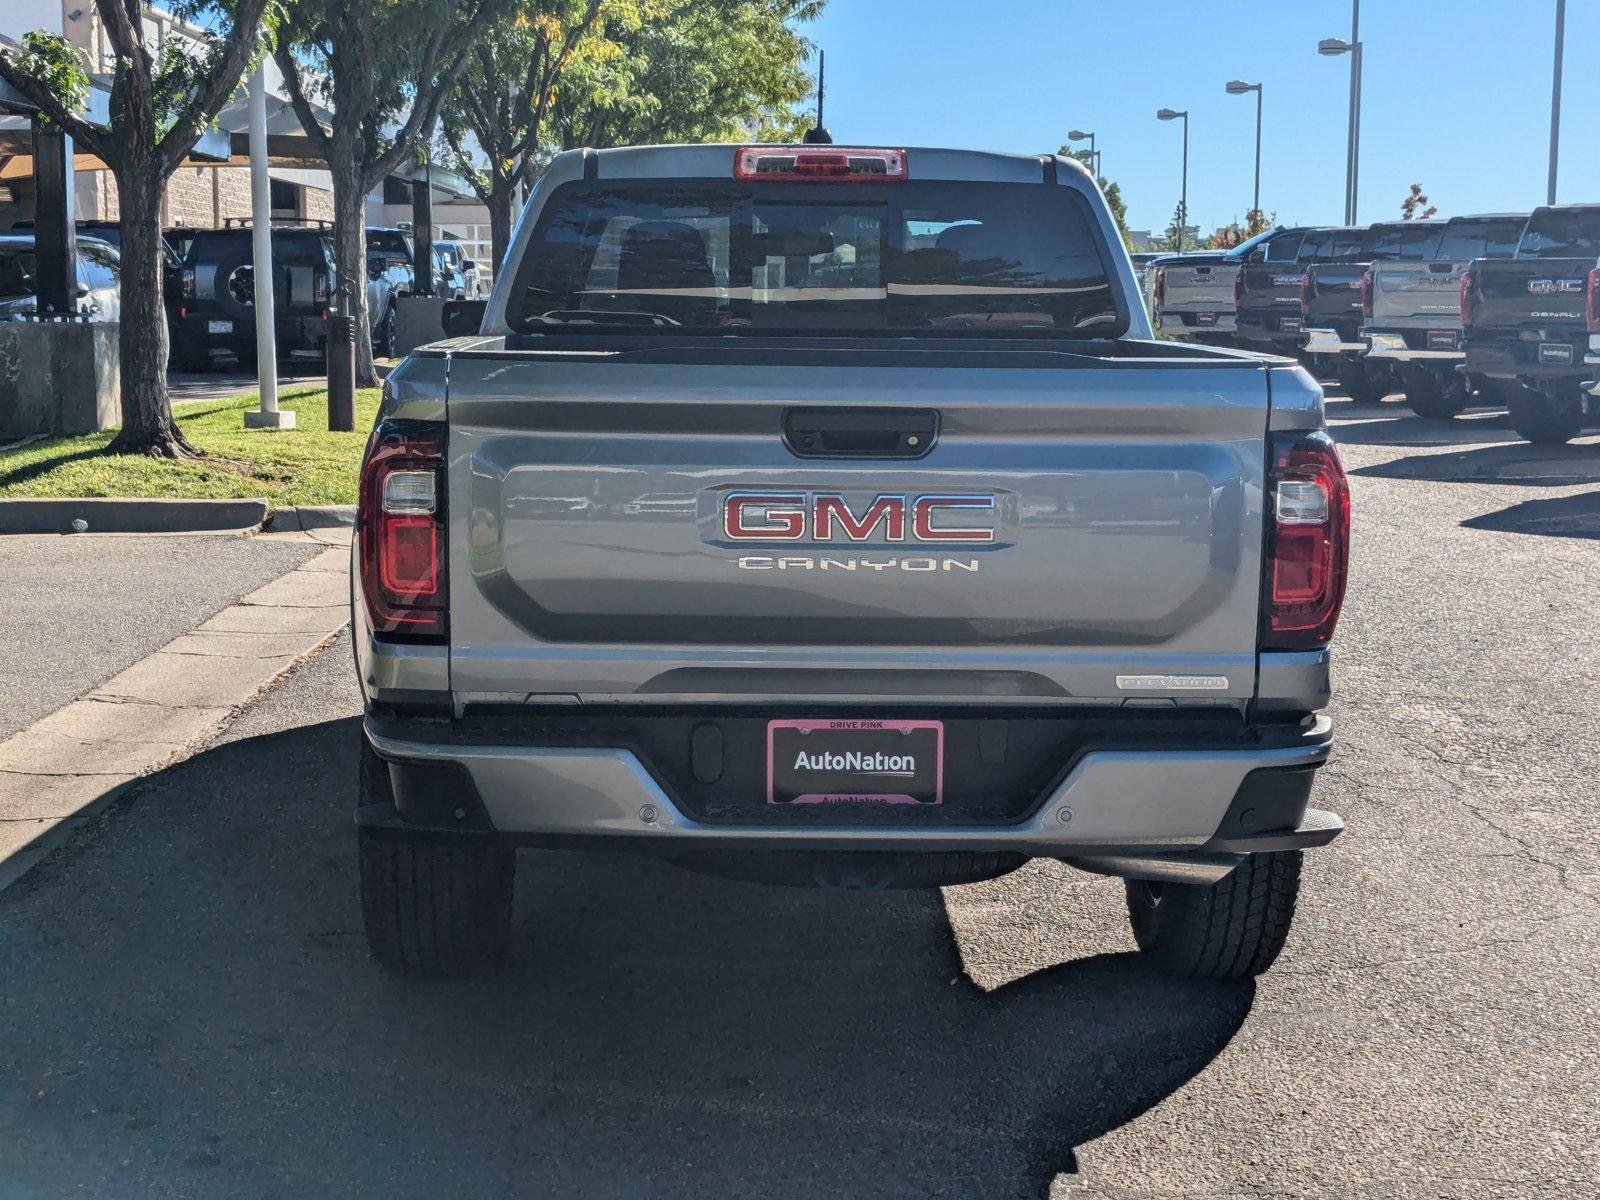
[352,144,1349,982]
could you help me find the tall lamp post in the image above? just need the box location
[1549,0,1566,205]
[1156,108,1188,251]
[1067,129,1099,179]
[1225,80,1263,223]
[1319,0,1363,224]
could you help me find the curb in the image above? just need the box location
[0,497,269,535]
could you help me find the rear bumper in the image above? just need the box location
[1364,330,1464,363]
[360,710,1339,859]
[1462,336,1588,383]
[1157,309,1237,336]
[1303,327,1368,356]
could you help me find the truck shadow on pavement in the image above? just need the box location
[1349,438,1600,487]
[1461,490,1600,540]
[0,715,1255,1199]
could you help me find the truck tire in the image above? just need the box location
[1506,386,1587,445]
[1124,850,1301,980]
[357,741,514,976]
[1336,361,1390,406]
[1398,365,1467,420]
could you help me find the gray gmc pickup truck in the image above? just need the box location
[352,143,1349,982]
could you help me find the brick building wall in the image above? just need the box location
[71,167,334,229]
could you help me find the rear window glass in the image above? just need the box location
[369,229,412,262]
[1435,218,1526,261]
[1264,231,1304,262]
[506,179,1121,337]
[1362,223,1440,261]
[186,231,331,266]
[1517,209,1600,258]
[1302,230,1364,262]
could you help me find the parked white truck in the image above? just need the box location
[1363,213,1528,419]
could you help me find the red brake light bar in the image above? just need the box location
[733,146,907,182]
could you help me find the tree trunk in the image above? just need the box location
[106,164,193,458]
[328,135,377,386]
[487,177,516,283]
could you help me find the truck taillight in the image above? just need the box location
[1298,274,1312,317]
[358,420,446,640]
[1154,268,1166,307]
[1360,269,1374,319]
[179,267,195,311]
[1232,268,1244,307]
[1459,268,1474,328]
[313,270,332,311]
[1264,433,1350,650]
[1586,268,1600,334]
[733,146,907,181]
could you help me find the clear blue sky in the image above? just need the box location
[803,0,1598,235]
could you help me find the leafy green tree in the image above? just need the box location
[0,2,271,456]
[275,0,505,384]
[1162,203,1188,252]
[439,0,614,274]
[1061,147,1132,248]
[552,0,821,149]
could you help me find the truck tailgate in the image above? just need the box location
[444,348,1272,705]
[1472,258,1590,331]
[1162,264,1238,310]
[1373,261,1467,325]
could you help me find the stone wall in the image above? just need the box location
[0,322,121,439]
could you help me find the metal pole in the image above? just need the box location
[1180,114,1188,251]
[1351,37,1363,223]
[30,119,76,318]
[243,61,292,429]
[1252,85,1262,218]
[1345,0,1359,224]
[1548,0,1565,206]
[327,281,356,432]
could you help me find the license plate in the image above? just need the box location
[1538,342,1573,365]
[208,320,232,335]
[767,719,943,806]
[1280,316,1303,333]
[1196,311,1218,327]
[1426,329,1459,351]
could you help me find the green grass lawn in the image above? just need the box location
[0,387,381,507]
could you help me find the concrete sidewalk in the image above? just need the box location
[0,530,351,893]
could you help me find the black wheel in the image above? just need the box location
[1506,385,1587,445]
[373,303,396,358]
[357,740,514,976]
[1124,851,1302,980]
[1398,364,1467,420]
[1336,360,1390,405]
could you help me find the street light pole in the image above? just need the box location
[1067,129,1098,179]
[1549,0,1565,205]
[1226,80,1263,220]
[1350,0,1363,223]
[1318,4,1364,225]
[1157,109,1189,250]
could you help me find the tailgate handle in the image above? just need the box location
[782,408,938,458]
[1428,263,1453,273]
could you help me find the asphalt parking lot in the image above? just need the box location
[0,390,1596,1198]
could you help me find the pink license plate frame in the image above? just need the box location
[766,719,945,806]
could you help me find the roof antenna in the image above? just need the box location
[803,50,832,144]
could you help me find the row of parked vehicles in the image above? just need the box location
[1148,204,1600,444]
[1,218,483,371]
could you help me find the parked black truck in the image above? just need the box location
[1460,203,1600,443]
[1301,221,1441,404]
[1235,226,1363,365]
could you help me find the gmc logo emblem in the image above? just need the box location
[723,492,997,544]
[1527,278,1584,294]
